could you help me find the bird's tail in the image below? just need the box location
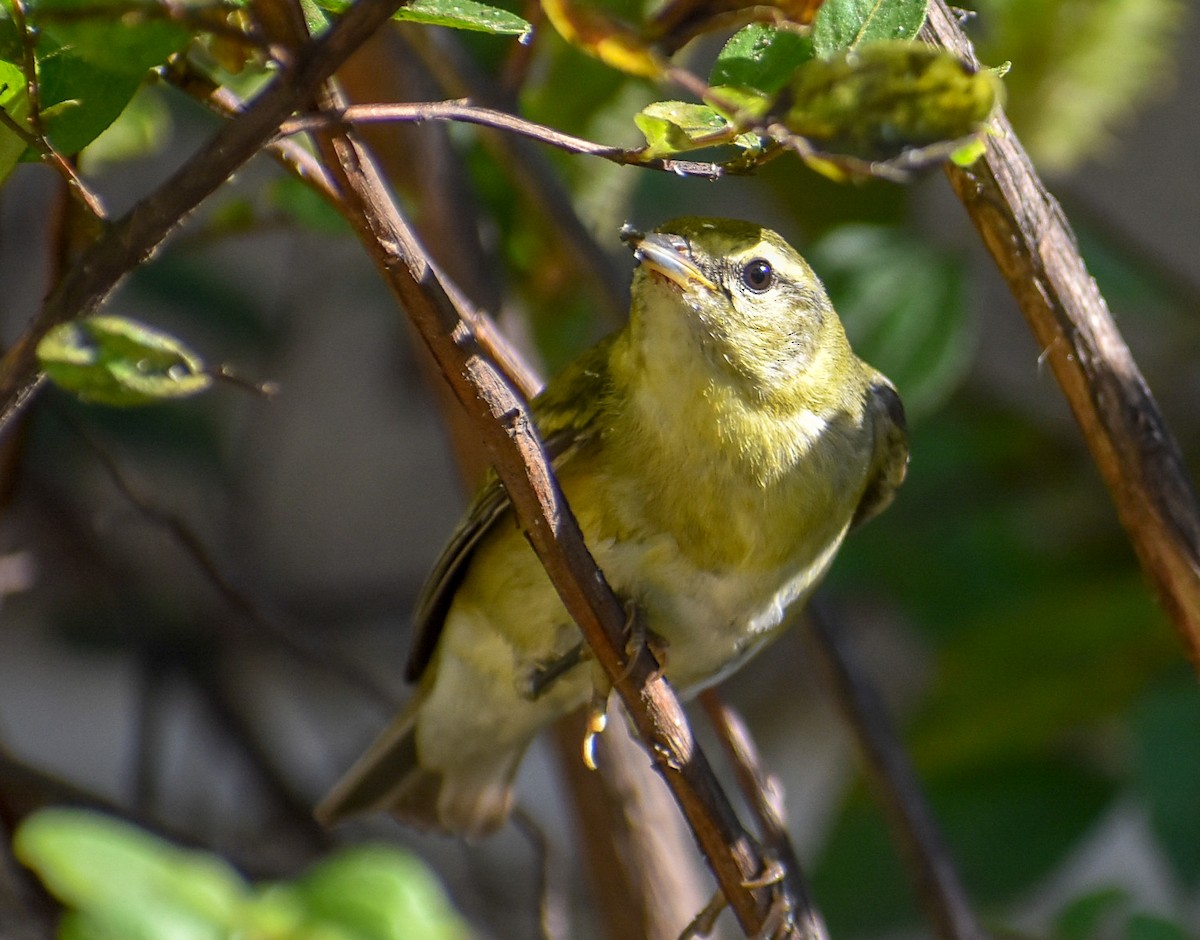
[315,691,522,839]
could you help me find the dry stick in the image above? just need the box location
[0,0,415,429]
[699,690,829,940]
[922,1,1200,668]
[807,606,988,940]
[303,106,780,939]
[279,100,728,179]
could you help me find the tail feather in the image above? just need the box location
[316,695,522,839]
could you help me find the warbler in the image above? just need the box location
[317,217,908,838]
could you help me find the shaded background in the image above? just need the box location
[1,1,1198,937]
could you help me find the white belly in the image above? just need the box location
[593,525,848,691]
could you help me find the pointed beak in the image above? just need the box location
[621,225,718,292]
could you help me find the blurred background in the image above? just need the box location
[0,0,1198,937]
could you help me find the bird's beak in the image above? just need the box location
[621,225,718,293]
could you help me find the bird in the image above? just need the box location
[317,217,908,839]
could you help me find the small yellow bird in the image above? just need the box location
[317,217,908,838]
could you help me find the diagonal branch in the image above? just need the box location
[301,83,786,939]
[922,1,1200,668]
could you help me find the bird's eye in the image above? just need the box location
[741,258,774,292]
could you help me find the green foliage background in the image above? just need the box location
[0,0,1196,938]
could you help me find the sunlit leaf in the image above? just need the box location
[37,315,212,407]
[18,1,189,157]
[649,0,825,52]
[710,23,814,95]
[634,101,732,157]
[0,59,30,184]
[782,41,1001,169]
[540,0,665,78]
[810,0,928,57]
[316,0,532,37]
[294,844,470,940]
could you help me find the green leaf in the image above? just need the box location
[0,2,190,157]
[782,41,1000,168]
[0,58,30,183]
[633,101,732,158]
[79,84,171,171]
[13,808,249,939]
[37,315,212,407]
[295,844,470,940]
[710,24,814,95]
[1130,677,1200,886]
[810,0,928,57]
[315,0,532,38]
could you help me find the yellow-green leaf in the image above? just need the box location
[782,41,1002,165]
[634,101,734,157]
[37,315,212,407]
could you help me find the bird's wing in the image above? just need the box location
[404,336,617,681]
[850,372,909,531]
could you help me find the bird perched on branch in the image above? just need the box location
[317,217,908,839]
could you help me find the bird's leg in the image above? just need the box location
[525,641,589,700]
[621,599,669,678]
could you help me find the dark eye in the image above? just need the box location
[741,258,774,292]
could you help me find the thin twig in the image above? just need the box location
[699,690,829,940]
[807,604,988,940]
[403,26,629,326]
[61,411,396,710]
[278,100,729,179]
[3,0,107,217]
[922,0,1200,669]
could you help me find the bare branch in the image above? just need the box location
[278,100,729,179]
[300,84,783,937]
[699,690,829,940]
[922,0,1200,668]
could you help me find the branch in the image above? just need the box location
[302,90,784,940]
[278,100,729,179]
[699,690,829,940]
[0,0,414,429]
[922,1,1200,669]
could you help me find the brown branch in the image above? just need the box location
[699,690,829,940]
[300,86,782,939]
[278,100,729,179]
[553,707,715,940]
[0,0,414,428]
[922,0,1200,669]
[808,605,988,940]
